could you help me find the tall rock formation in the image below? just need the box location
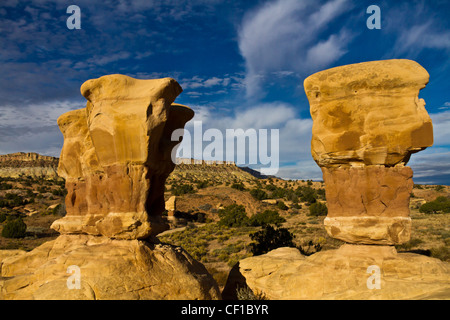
[304,59,433,245]
[0,75,221,300]
[223,60,449,300]
[52,75,193,240]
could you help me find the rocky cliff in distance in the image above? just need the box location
[0,153,262,183]
[0,152,59,179]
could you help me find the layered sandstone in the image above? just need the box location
[304,59,433,167]
[0,152,59,179]
[304,59,433,245]
[223,246,450,300]
[51,75,194,240]
[0,235,220,300]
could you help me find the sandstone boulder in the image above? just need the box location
[0,235,220,300]
[225,246,450,300]
[304,59,433,167]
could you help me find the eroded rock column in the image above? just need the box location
[304,59,433,245]
[0,75,223,300]
[52,75,194,240]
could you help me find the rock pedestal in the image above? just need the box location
[0,75,221,300]
[52,75,194,240]
[223,60,449,300]
[303,59,433,245]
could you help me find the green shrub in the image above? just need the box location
[0,193,29,208]
[37,186,49,193]
[171,183,196,196]
[51,204,66,216]
[231,182,246,191]
[0,213,6,223]
[419,196,450,214]
[0,183,13,190]
[291,203,302,209]
[1,217,27,238]
[249,188,268,200]
[196,180,209,189]
[218,204,249,227]
[430,246,450,261]
[276,200,288,210]
[308,202,328,216]
[236,286,267,300]
[249,224,295,256]
[250,210,285,226]
[297,186,317,205]
[298,240,322,256]
[52,188,67,196]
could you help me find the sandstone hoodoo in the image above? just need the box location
[0,75,221,300]
[223,60,449,300]
[303,59,434,245]
[53,75,194,240]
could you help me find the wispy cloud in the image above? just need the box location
[0,100,82,156]
[383,0,450,58]
[237,0,355,99]
[178,102,314,175]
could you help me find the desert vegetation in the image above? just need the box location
[0,175,65,250]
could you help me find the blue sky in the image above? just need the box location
[0,0,449,184]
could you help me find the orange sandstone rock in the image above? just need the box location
[304,59,433,167]
[51,75,194,240]
[304,60,433,245]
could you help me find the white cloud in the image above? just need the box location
[180,76,232,90]
[177,102,315,177]
[429,110,450,147]
[86,51,131,67]
[393,22,450,56]
[0,100,82,156]
[439,102,450,110]
[383,1,450,58]
[237,0,354,98]
[409,149,450,185]
[305,31,351,68]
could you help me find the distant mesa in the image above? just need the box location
[0,152,58,163]
[175,158,236,166]
[0,152,59,179]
